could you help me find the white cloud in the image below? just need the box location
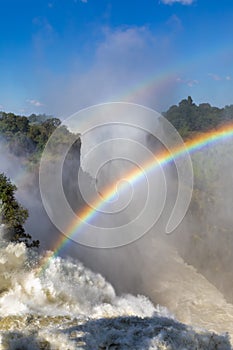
[19,108,26,114]
[176,77,198,87]
[208,73,232,82]
[208,73,221,81]
[166,15,183,32]
[27,99,44,107]
[161,0,194,5]
[187,79,198,87]
[0,104,3,110]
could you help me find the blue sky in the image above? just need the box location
[0,0,233,117]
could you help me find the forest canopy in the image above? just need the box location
[0,111,62,159]
[1,97,233,156]
[164,96,233,137]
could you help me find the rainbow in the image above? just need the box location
[37,122,233,274]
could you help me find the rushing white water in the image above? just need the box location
[0,225,232,350]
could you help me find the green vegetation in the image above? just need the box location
[0,173,39,247]
[0,112,61,159]
[164,96,233,138]
[0,97,232,160]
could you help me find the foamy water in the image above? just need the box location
[0,227,232,350]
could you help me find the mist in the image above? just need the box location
[1,111,233,336]
[0,138,60,251]
[65,126,233,334]
[46,115,233,336]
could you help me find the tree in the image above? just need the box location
[187,96,194,105]
[28,113,52,125]
[164,96,223,136]
[0,173,39,247]
[0,113,29,135]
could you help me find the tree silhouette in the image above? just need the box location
[0,173,39,247]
